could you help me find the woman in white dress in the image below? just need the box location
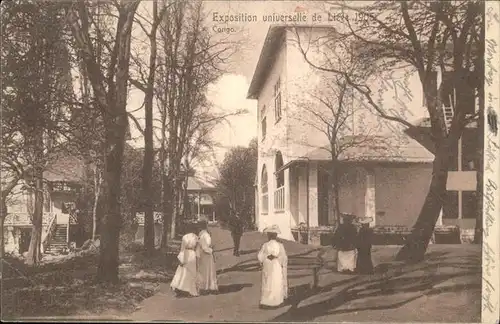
[196,220,218,294]
[257,225,288,309]
[170,228,199,297]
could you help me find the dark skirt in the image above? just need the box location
[356,248,374,274]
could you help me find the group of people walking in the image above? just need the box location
[332,214,374,275]
[169,214,290,310]
[170,220,219,297]
[170,212,373,310]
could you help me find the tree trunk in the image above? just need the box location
[27,172,44,265]
[92,167,102,241]
[96,121,126,284]
[141,0,160,254]
[170,178,180,239]
[329,161,341,227]
[159,144,168,248]
[0,201,6,259]
[142,132,155,252]
[395,138,456,262]
[161,174,173,248]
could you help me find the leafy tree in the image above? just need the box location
[215,139,258,227]
[1,1,74,264]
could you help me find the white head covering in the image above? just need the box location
[263,224,281,234]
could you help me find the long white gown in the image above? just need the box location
[257,239,288,307]
[196,230,218,291]
[337,250,357,272]
[170,233,199,296]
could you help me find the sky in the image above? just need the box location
[127,1,316,178]
[125,1,429,179]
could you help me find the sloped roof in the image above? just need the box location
[302,133,434,163]
[186,176,216,191]
[411,117,478,129]
[43,154,86,183]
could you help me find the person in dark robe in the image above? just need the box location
[331,214,358,274]
[229,212,244,256]
[356,217,374,274]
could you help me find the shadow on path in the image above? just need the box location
[239,249,259,256]
[217,283,253,294]
[217,247,323,276]
[271,251,480,322]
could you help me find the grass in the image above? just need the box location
[1,241,180,320]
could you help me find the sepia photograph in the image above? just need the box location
[1,0,499,322]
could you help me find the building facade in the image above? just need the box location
[3,154,84,255]
[247,25,478,243]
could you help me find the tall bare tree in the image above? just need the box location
[128,0,168,253]
[288,52,388,227]
[155,0,240,244]
[66,0,140,283]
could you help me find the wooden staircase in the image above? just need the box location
[44,224,68,255]
[443,104,454,133]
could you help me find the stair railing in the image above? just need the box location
[42,213,57,254]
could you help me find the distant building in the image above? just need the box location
[134,175,217,243]
[185,176,217,223]
[4,153,84,255]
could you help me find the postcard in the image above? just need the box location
[1,1,498,323]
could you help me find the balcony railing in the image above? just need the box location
[274,186,285,211]
[4,212,55,226]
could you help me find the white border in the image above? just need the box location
[482,1,500,323]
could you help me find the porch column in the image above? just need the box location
[197,191,201,220]
[284,168,291,214]
[308,163,319,228]
[364,168,376,227]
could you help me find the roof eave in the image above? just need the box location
[246,25,287,100]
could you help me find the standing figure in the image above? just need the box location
[257,225,288,309]
[196,220,218,294]
[356,217,374,274]
[170,226,199,297]
[229,212,245,256]
[331,214,358,274]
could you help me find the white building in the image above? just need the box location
[247,25,477,244]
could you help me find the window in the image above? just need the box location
[274,151,285,211]
[261,165,269,214]
[274,77,282,122]
[261,117,267,140]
